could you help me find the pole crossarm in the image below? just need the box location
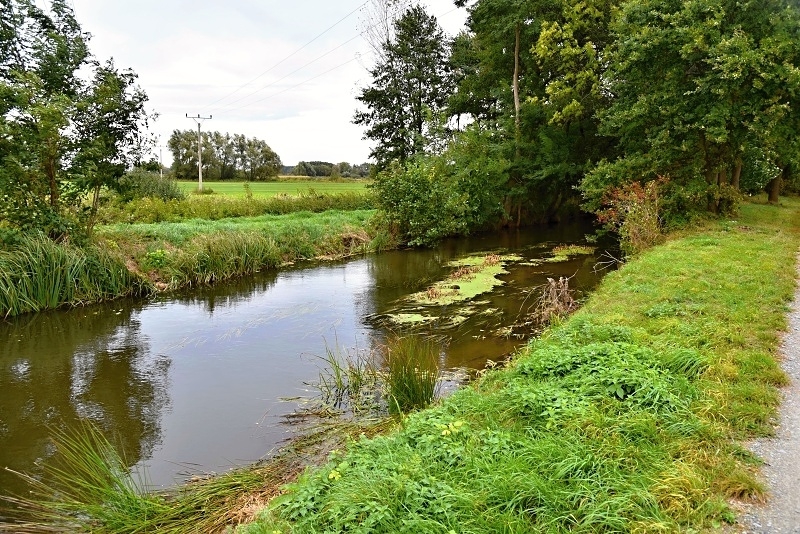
[186,113,212,191]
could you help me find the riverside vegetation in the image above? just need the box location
[4,196,797,532]
[0,175,389,317]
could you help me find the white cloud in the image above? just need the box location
[71,0,468,166]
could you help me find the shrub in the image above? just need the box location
[598,178,665,257]
[116,169,185,202]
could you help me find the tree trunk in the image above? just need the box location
[731,159,742,190]
[717,168,728,186]
[767,175,781,204]
[513,22,521,154]
[86,184,102,237]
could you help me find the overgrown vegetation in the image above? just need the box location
[96,189,375,224]
[2,199,796,532]
[0,233,150,317]
[0,210,394,317]
[235,198,799,532]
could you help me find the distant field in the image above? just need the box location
[177,179,370,197]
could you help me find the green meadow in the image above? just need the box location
[176,179,370,198]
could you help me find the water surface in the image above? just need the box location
[0,222,610,497]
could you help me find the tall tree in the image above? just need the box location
[354,5,454,170]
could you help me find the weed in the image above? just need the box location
[384,335,440,415]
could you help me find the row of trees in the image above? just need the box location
[357,0,800,242]
[167,130,282,182]
[292,161,372,178]
[1,0,153,237]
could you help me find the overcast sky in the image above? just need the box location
[68,1,469,166]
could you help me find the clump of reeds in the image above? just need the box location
[1,420,306,533]
[311,336,441,417]
[0,233,150,317]
[384,335,440,415]
[314,346,382,415]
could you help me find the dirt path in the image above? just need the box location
[733,260,800,533]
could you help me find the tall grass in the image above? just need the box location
[0,234,149,317]
[97,191,375,225]
[99,210,394,289]
[384,336,440,415]
[1,420,299,533]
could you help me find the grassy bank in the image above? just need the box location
[0,234,152,317]
[4,199,798,532]
[235,198,799,532]
[97,190,375,225]
[97,210,389,288]
[0,210,390,317]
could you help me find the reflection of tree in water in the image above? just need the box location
[168,269,279,315]
[0,301,169,500]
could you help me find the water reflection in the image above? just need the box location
[0,221,610,500]
[0,303,168,499]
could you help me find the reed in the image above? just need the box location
[384,335,440,415]
[0,234,148,317]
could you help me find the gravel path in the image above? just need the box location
[734,261,800,533]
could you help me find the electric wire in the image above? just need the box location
[202,0,369,111]
[209,5,461,117]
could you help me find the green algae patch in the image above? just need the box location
[409,253,521,306]
[386,313,435,325]
[542,244,596,263]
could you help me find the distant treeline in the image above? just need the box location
[168,130,282,181]
[290,161,373,178]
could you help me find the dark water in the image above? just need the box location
[0,221,610,498]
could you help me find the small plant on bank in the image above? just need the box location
[598,177,665,257]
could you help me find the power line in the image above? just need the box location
[220,57,361,115]
[202,0,369,112]
[207,32,364,115]
[206,4,463,116]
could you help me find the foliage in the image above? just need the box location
[115,169,184,202]
[0,0,152,238]
[239,198,798,533]
[597,178,666,257]
[582,0,800,214]
[292,161,372,178]
[371,158,469,246]
[168,130,282,182]
[354,5,455,170]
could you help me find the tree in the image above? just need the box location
[582,0,800,215]
[72,60,153,235]
[354,5,455,170]
[167,130,282,181]
[0,0,153,238]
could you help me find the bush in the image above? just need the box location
[116,169,185,202]
[598,178,665,257]
[371,158,468,246]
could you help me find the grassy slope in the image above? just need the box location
[176,180,369,198]
[241,199,800,533]
[98,210,385,288]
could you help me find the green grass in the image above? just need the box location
[5,198,798,532]
[237,198,800,533]
[176,180,369,198]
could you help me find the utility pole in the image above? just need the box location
[186,114,212,191]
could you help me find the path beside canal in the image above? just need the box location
[734,255,800,533]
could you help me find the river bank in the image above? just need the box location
[237,198,800,532]
[3,198,797,532]
[0,209,393,317]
